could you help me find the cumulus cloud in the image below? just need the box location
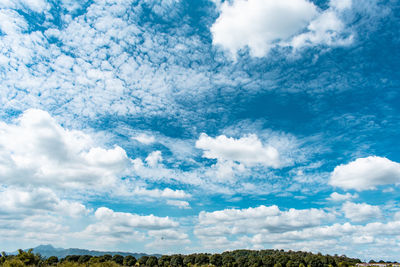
[194,204,400,257]
[196,133,281,168]
[0,214,70,248]
[196,205,333,236]
[195,205,336,250]
[327,192,358,202]
[211,0,353,57]
[0,0,50,13]
[93,207,178,229]
[342,202,382,223]
[132,133,156,145]
[145,151,163,168]
[146,228,190,249]
[0,187,88,218]
[329,156,400,191]
[131,187,191,199]
[0,9,28,35]
[211,0,318,57]
[166,200,191,209]
[77,207,180,244]
[0,109,133,191]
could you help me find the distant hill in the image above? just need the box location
[12,244,160,259]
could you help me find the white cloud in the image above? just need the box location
[196,205,333,235]
[329,156,400,191]
[288,10,353,49]
[77,207,180,244]
[330,0,352,10]
[0,0,49,13]
[0,187,88,218]
[93,207,178,229]
[166,200,191,209]
[148,229,189,241]
[196,133,281,168]
[193,204,400,257]
[132,187,191,199]
[132,133,156,145]
[211,0,353,57]
[0,9,29,35]
[145,151,163,167]
[211,0,318,57]
[0,109,132,191]
[0,214,70,248]
[327,192,358,202]
[195,205,337,251]
[342,202,382,223]
[146,228,191,249]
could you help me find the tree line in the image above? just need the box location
[0,248,371,267]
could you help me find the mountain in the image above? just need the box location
[19,245,160,259]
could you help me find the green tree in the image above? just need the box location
[146,256,158,267]
[15,249,40,266]
[195,254,210,266]
[263,256,275,267]
[65,255,80,263]
[170,255,184,267]
[211,254,223,266]
[89,257,101,264]
[158,255,170,267]
[45,256,59,265]
[112,255,124,265]
[183,254,196,266]
[78,255,92,263]
[222,255,235,267]
[3,258,25,267]
[99,255,113,263]
[138,256,149,266]
[237,256,248,267]
[123,256,137,266]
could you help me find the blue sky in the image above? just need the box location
[0,0,399,261]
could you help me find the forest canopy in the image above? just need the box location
[0,248,373,267]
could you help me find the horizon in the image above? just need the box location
[0,0,399,261]
[5,244,388,263]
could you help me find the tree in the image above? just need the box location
[211,254,223,266]
[100,254,113,263]
[138,256,149,266]
[222,255,236,267]
[45,256,59,265]
[3,258,25,267]
[15,249,40,266]
[248,255,262,267]
[123,255,137,266]
[65,255,80,262]
[195,254,210,266]
[78,255,92,263]
[112,254,124,265]
[183,254,196,266]
[170,255,184,267]
[237,256,248,267]
[89,257,101,264]
[263,256,275,267]
[146,256,158,267]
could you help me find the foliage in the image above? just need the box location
[123,256,136,266]
[0,248,368,267]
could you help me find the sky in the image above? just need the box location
[0,0,399,261]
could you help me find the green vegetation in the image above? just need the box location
[0,248,367,267]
